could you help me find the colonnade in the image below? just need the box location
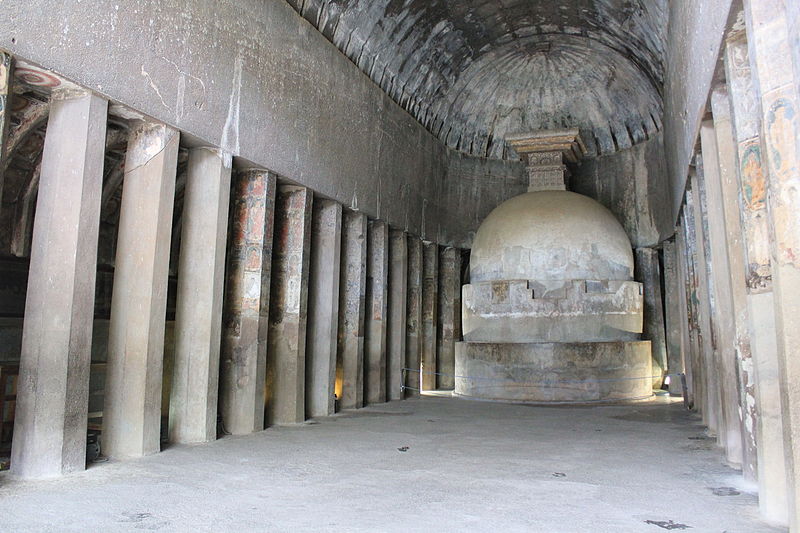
[2,77,463,480]
[665,2,800,527]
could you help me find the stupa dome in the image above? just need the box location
[469,190,634,283]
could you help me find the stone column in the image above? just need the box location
[421,242,439,391]
[437,247,461,390]
[305,199,342,418]
[266,185,312,425]
[675,221,699,408]
[662,239,686,397]
[103,121,179,458]
[386,229,408,401]
[726,30,788,523]
[681,191,716,420]
[365,220,388,405]
[11,89,107,479]
[169,147,231,444]
[699,120,745,469]
[634,248,668,387]
[219,169,276,435]
[745,2,800,527]
[405,236,423,398]
[710,84,760,480]
[336,210,367,409]
[690,166,725,438]
[0,52,11,213]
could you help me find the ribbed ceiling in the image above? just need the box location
[288,0,667,159]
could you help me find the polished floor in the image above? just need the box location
[0,395,786,532]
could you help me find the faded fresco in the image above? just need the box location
[765,91,800,267]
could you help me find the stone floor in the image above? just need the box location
[0,395,787,532]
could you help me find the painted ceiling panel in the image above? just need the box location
[288,0,667,160]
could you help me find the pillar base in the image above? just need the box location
[455,341,652,404]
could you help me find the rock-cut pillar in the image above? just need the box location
[661,239,686,397]
[710,85,760,480]
[305,199,342,418]
[219,169,276,435]
[421,242,439,391]
[725,29,787,522]
[675,220,699,408]
[405,236,423,397]
[682,187,710,419]
[386,229,408,401]
[336,210,367,409]
[689,169,724,438]
[634,248,668,388]
[365,220,389,405]
[11,89,107,478]
[437,247,461,390]
[169,147,232,444]
[699,119,745,469]
[103,121,179,458]
[745,2,800,527]
[266,185,312,425]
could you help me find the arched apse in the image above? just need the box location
[288,0,667,159]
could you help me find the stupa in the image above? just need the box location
[455,130,652,403]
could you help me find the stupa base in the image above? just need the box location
[454,341,653,403]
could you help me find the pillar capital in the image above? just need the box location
[506,129,587,192]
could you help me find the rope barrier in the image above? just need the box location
[399,368,688,406]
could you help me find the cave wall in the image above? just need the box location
[0,0,451,242]
[571,133,673,248]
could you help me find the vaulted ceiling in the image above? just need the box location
[288,0,667,160]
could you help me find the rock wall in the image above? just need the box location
[663,0,735,224]
[571,133,673,247]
